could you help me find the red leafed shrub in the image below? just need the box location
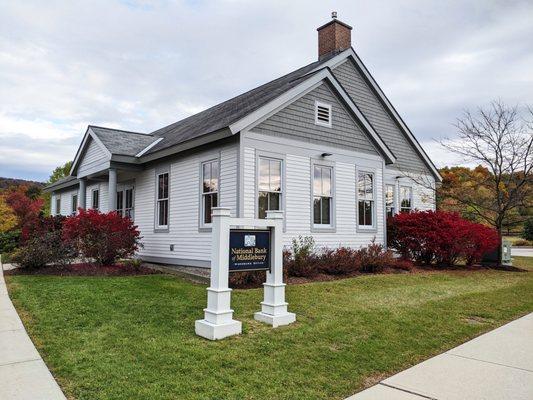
[391,258,414,271]
[284,236,320,277]
[63,209,141,265]
[357,240,395,273]
[387,211,499,266]
[318,247,360,275]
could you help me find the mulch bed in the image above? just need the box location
[4,263,161,277]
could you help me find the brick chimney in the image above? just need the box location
[317,12,352,60]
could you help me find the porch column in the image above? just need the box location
[78,178,86,210]
[108,168,117,211]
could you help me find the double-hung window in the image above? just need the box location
[400,186,412,213]
[358,172,375,227]
[157,173,169,228]
[385,185,395,218]
[201,160,219,225]
[92,189,99,210]
[258,157,282,219]
[313,165,333,226]
[55,197,61,216]
[71,194,78,216]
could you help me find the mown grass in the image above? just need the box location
[5,257,533,400]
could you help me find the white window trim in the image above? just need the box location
[400,185,413,213]
[154,168,170,232]
[257,156,284,218]
[356,168,377,232]
[311,161,336,232]
[199,157,220,230]
[314,100,332,128]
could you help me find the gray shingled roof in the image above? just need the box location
[90,126,158,156]
[145,53,339,155]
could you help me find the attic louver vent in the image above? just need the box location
[315,101,332,127]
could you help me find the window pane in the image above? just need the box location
[269,192,280,211]
[322,168,331,197]
[358,174,365,198]
[259,158,270,191]
[116,191,123,211]
[358,201,365,226]
[204,195,212,224]
[385,185,394,207]
[365,200,373,226]
[321,197,331,225]
[366,175,373,199]
[125,189,133,209]
[313,197,321,224]
[313,166,321,196]
[211,161,219,191]
[158,200,168,226]
[269,159,281,191]
[258,191,268,219]
[202,163,210,193]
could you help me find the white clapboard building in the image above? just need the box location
[45,15,441,268]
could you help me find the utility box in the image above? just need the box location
[481,240,512,266]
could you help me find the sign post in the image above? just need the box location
[195,208,242,340]
[195,208,296,340]
[254,210,296,327]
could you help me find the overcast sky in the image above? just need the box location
[1,0,532,181]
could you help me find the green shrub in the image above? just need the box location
[522,218,533,241]
[0,230,20,254]
[285,236,319,277]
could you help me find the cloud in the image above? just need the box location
[0,0,532,180]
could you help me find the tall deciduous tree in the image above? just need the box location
[440,100,532,264]
[47,161,73,185]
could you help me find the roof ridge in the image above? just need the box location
[88,125,151,136]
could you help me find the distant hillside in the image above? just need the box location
[0,177,45,191]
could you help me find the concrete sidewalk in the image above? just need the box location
[347,313,533,399]
[0,260,66,400]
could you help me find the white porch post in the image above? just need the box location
[108,168,117,211]
[254,210,296,327]
[78,178,86,210]
[195,207,242,340]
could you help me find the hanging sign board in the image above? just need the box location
[229,229,270,272]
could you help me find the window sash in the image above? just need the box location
[157,173,169,227]
[258,157,283,219]
[358,200,374,226]
[201,160,219,225]
[55,198,61,215]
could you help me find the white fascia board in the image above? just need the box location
[313,49,442,182]
[231,68,395,165]
[135,137,163,157]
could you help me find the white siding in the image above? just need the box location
[243,133,386,250]
[51,188,79,216]
[78,138,109,177]
[135,142,239,264]
[86,183,109,213]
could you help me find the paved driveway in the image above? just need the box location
[512,247,533,257]
[347,313,533,399]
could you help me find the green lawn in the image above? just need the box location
[6,258,533,400]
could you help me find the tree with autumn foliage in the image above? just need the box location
[0,195,17,233]
[438,101,532,264]
[5,185,44,240]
